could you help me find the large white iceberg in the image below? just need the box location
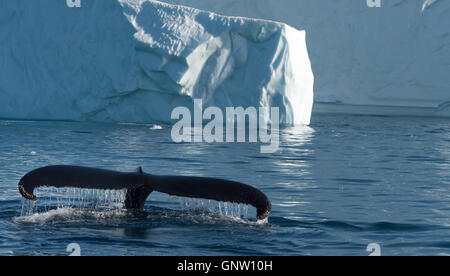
[0,0,314,125]
[161,0,450,117]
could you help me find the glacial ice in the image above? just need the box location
[161,0,450,117]
[0,0,314,125]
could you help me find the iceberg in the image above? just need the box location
[160,0,450,117]
[0,0,314,125]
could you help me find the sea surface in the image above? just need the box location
[0,114,449,256]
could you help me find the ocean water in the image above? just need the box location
[0,114,449,256]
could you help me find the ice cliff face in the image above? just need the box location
[160,0,450,117]
[0,0,314,124]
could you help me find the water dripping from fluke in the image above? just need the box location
[19,187,127,217]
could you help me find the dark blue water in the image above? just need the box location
[1,114,449,256]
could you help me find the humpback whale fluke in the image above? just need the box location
[18,165,271,220]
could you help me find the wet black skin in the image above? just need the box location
[18,165,271,220]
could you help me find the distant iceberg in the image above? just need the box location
[0,0,314,125]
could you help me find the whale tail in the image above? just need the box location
[18,165,271,220]
[124,167,153,209]
[148,175,271,220]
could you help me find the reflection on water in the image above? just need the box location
[281,125,315,145]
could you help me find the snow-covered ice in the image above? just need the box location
[0,0,314,125]
[160,0,450,117]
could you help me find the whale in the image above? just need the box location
[18,165,271,220]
